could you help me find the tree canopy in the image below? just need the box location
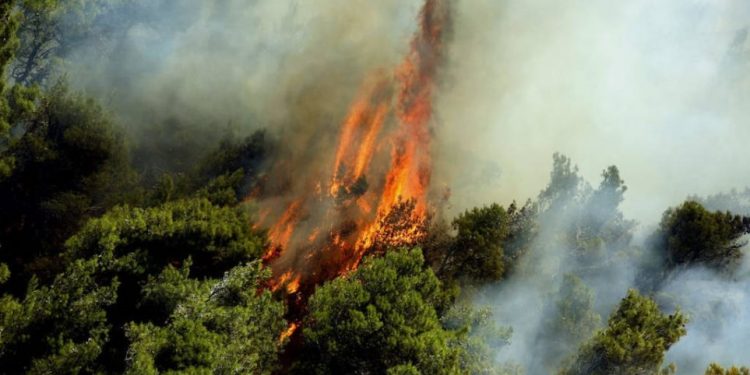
[125,261,286,375]
[656,201,750,272]
[431,204,510,285]
[296,248,502,374]
[0,81,136,288]
[0,198,272,372]
[705,364,750,375]
[561,289,686,375]
[538,274,602,371]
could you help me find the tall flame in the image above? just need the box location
[257,0,450,316]
[329,74,392,198]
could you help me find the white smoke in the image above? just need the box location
[660,249,750,373]
[436,0,750,225]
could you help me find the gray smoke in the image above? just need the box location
[435,5,750,367]
[60,0,426,178]
[436,0,750,225]
[659,257,750,373]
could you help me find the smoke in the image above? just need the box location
[659,256,750,373]
[432,1,750,371]
[435,0,750,224]
[471,165,644,372]
[55,1,750,221]
[70,0,419,120]
[259,0,452,304]
[62,0,426,176]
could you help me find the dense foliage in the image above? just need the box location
[656,201,750,272]
[0,1,19,178]
[561,290,686,375]
[0,198,273,372]
[298,249,459,374]
[538,274,602,371]
[0,83,136,287]
[705,364,750,375]
[431,204,511,284]
[125,262,286,374]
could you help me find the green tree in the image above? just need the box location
[195,130,270,188]
[297,249,470,374]
[535,157,635,252]
[0,263,9,284]
[11,0,121,85]
[0,198,268,372]
[146,129,273,207]
[66,198,266,369]
[0,82,136,286]
[567,166,637,274]
[125,261,286,375]
[65,198,265,279]
[560,289,686,375]
[524,157,639,284]
[0,255,119,374]
[581,166,635,252]
[434,204,510,284]
[656,201,750,271]
[586,167,627,224]
[705,363,750,375]
[539,274,601,370]
[538,153,585,213]
[0,1,21,178]
[12,0,60,84]
[441,304,513,375]
[502,200,537,274]
[0,255,284,374]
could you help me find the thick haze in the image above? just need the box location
[437,0,750,224]
[437,1,750,372]
[69,0,420,129]
[64,0,750,224]
[660,259,750,372]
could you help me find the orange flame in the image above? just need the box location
[354,0,447,256]
[330,75,392,197]
[263,199,303,261]
[256,0,449,336]
[279,322,299,344]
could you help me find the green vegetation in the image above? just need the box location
[431,204,511,284]
[298,249,458,374]
[12,0,120,85]
[560,289,686,375]
[705,364,750,375]
[0,198,271,372]
[656,201,750,271]
[0,82,136,286]
[538,274,602,371]
[125,262,286,375]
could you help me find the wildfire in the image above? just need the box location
[263,199,304,262]
[330,74,392,198]
[255,0,450,331]
[279,322,299,344]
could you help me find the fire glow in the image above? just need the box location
[257,0,449,319]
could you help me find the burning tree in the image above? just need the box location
[254,0,451,321]
[365,198,431,254]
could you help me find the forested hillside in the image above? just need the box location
[1,1,749,374]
